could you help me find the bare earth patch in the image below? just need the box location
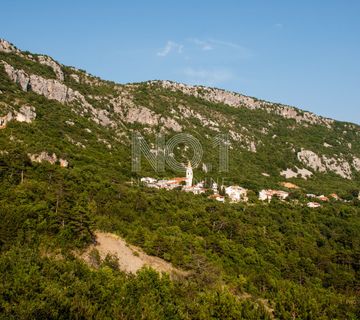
[82,232,187,277]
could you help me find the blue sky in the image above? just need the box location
[1,0,359,123]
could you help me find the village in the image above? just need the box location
[140,162,355,208]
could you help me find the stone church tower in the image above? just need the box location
[186,161,193,187]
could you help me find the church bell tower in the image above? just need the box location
[186,161,193,187]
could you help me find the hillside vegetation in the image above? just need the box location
[0,39,359,319]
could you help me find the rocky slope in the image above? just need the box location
[1,38,359,194]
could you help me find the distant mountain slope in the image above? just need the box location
[1,38,359,195]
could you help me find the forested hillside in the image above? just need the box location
[0,39,359,319]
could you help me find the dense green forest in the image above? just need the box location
[0,153,359,319]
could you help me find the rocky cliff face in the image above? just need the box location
[297,149,358,179]
[1,60,118,129]
[152,80,334,127]
[2,60,85,104]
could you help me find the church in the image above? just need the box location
[141,161,206,195]
[185,161,193,187]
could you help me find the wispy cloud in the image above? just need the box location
[157,41,183,57]
[157,38,250,86]
[182,67,234,86]
[188,38,213,51]
[186,38,252,58]
[274,23,283,28]
[207,39,243,49]
[157,38,252,58]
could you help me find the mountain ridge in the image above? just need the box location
[1,38,354,126]
[1,38,360,193]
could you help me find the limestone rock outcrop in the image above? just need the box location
[2,60,90,106]
[3,61,30,91]
[297,149,352,179]
[297,150,326,173]
[0,39,19,53]
[280,167,313,179]
[229,130,257,153]
[0,40,64,81]
[152,80,333,127]
[161,117,182,132]
[37,55,64,81]
[178,105,219,131]
[15,105,36,123]
[1,61,121,128]
[352,157,360,172]
[125,106,158,126]
[0,105,36,129]
[28,152,68,167]
[0,112,13,129]
[124,106,182,132]
[1,60,115,122]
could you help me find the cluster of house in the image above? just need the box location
[140,162,248,203]
[257,190,344,208]
[208,185,248,203]
[140,162,350,208]
[258,189,289,202]
[305,193,340,208]
[140,162,206,194]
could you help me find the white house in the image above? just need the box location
[307,202,321,208]
[225,186,248,203]
[156,179,183,190]
[141,177,157,184]
[258,190,269,201]
[259,189,289,202]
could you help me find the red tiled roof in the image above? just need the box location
[170,177,187,182]
[318,196,329,201]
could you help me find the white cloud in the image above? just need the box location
[187,38,252,58]
[274,23,283,28]
[188,38,244,51]
[188,38,213,51]
[157,41,183,57]
[208,39,243,49]
[157,38,251,59]
[182,67,234,86]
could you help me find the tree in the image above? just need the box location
[59,193,95,246]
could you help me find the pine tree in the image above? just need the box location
[59,193,95,246]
